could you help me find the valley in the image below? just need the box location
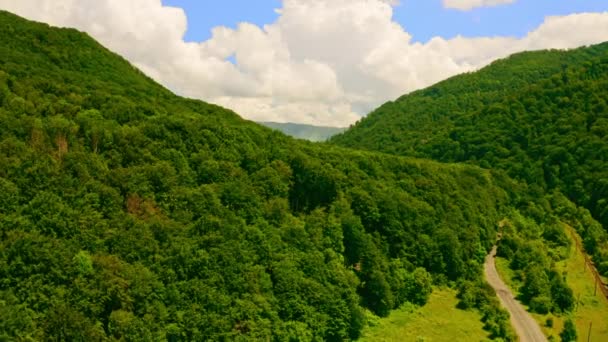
[0,7,607,342]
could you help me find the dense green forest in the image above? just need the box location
[258,122,345,142]
[332,43,608,279]
[0,11,527,341]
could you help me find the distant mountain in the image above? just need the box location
[259,121,346,141]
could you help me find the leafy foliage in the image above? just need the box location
[497,205,575,314]
[333,42,608,278]
[0,11,513,340]
[456,280,515,340]
[560,318,577,342]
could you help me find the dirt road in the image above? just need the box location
[484,246,547,342]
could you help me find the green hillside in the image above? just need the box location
[259,122,346,142]
[0,11,522,341]
[332,43,608,279]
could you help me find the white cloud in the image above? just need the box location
[0,0,607,126]
[443,0,516,11]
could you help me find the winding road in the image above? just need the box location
[484,246,547,342]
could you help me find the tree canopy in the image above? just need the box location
[0,10,519,340]
[332,42,608,279]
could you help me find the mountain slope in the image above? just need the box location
[333,44,608,156]
[259,122,346,142]
[0,11,518,340]
[332,43,608,278]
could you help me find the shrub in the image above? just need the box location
[529,296,552,314]
[560,318,577,342]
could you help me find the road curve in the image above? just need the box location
[484,246,547,342]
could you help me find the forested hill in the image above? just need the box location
[0,10,519,340]
[331,43,608,234]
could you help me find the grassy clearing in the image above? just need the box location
[495,224,608,341]
[360,288,490,342]
[559,225,608,341]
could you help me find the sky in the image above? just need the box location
[1,0,608,126]
[163,0,608,43]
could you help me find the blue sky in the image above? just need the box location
[7,0,606,126]
[163,0,608,43]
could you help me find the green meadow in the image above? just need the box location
[360,288,491,342]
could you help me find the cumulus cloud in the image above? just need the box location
[0,0,607,126]
[443,0,516,11]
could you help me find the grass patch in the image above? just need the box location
[559,224,608,341]
[360,288,490,342]
[495,224,608,341]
